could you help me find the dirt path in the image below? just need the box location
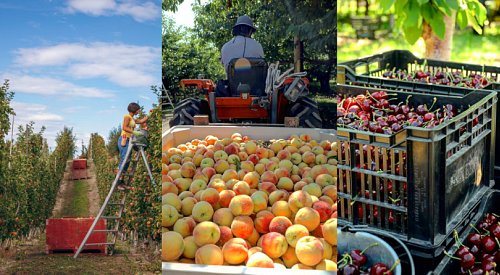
[51,161,74,217]
[86,160,100,216]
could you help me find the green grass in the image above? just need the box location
[338,23,500,66]
[59,180,89,218]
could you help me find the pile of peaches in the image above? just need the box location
[161,133,337,271]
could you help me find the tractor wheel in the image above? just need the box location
[286,97,323,128]
[169,98,209,127]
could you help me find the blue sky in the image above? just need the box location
[0,0,161,151]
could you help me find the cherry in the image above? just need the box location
[343,264,360,275]
[490,223,500,239]
[470,267,485,275]
[482,258,497,272]
[486,213,498,224]
[482,236,497,253]
[423,112,435,122]
[460,252,476,269]
[350,243,379,266]
[466,233,482,246]
[416,105,428,115]
[456,246,470,257]
[470,244,481,256]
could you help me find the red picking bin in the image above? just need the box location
[46,217,106,254]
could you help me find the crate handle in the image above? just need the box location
[340,224,416,275]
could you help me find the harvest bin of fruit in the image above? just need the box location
[336,84,497,258]
[431,190,500,275]
[337,50,500,95]
[162,126,337,274]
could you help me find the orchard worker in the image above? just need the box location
[117,102,148,190]
[220,15,264,74]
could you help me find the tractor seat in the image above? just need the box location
[227,58,268,97]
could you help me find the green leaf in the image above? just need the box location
[473,1,487,25]
[456,9,468,29]
[417,0,429,5]
[395,0,408,14]
[435,0,452,16]
[403,25,422,44]
[406,1,421,26]
[467,10,483,34]
[446,0,459,9]
[429,10,446,38]
[380,0,396,11]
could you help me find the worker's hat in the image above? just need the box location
[233,15,256,31]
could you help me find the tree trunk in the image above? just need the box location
[293,35,303,73]
[422,12,456,60]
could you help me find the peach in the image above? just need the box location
[225,178,238,190]
[202,166,216,179]
[319,195,334,205]
[242,171,259,189]
[221,169,238,182]
[222,238,249,264]
[285,224,310,247]
[169,155,182,165]
[310,165,329,180]
[254,163,265,175]
[192,171,209,183]
[294,181,307,191]
[250,191,268,213]
[277,149,291,160]
[162,182,178,195]
[246,252,274,268]
[295,207,321,232]
[269,216,293,235]
[247,154,260,165]
[311,224,324,238]
[224,143,240,155]
[231,215,254,239]
[218,190,235,208]
[302,151,316,164]
[243,140,257,154]
[274,167,290,179]
[227,154,240,165]
[319,238,333,260]
[191,201,214,222]
[180,197,196,216]
[282,246,299,268]
[255,147,269,159]
[302,183,322,197]
[322,185,337,201]
[315,173,334,187]
[278,159,294,172]
[288,190,313,213]
[179,162,196,178]
[173,178,192,192]
[162,193,181,211]
[322,218,337,246]
[229,195,254,216]
[260,232,288,258]
[268,190,289,205]
[313,201,334,222]
[271,200,292,218]
[316,259,337,271]
[291,165,300,176]
[214,159,229,174]
[183,236,198,259]
[261,171,278,184]
[192,154,204,166]
[259,182,277,194]
[216,225,233,247]
[290,152,302,165]
[299,145,312,154]
[213,208,234,227]
[311,146,324,155]
[238,151,248,161]
[162,204,179,227]
[179,191,193,200]
[173,217,196,237]
[247,246,263,258]
[265,161,278,171]
[315,154,327,165]
[162,231,184,261]
[189,179,207,194]
[291,263,314,269]
[193,221,220,246]
[200,188,220,207]
[195,244,224,265]
[200,157,215,169]
[233,180,251,195]
[254,210,275,234]
[240,160,255,172]
[277,177,294,191]
[269,142,283,153]
[295,236,324,266]
[207,179,226,193]
[247,228,260,247]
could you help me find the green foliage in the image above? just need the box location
[107,126,122,157]
[0,83,76,241]
[163,0,184,12]
[163,15,225,102]
[382,0,487,44]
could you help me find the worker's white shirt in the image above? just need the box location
[221,36,264,73]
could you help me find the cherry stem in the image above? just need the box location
[429,97,438,111]
[443,250,460,261]
[385,259,401,274]
[453,230,466,247]
[406,95,412,105]
[492,213,500,218]
[470,223,483,234]
[366,92,380,103]
[360,242,379,255]
[495,236,500,249]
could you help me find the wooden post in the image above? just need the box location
[284,117,299,127]
[193,115,210,125]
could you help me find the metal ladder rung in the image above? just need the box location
[85,242,115,246]
[93,229,118,233]
[108,202,124,206]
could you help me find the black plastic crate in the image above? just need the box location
[337,50,500,95]
[431,189,500,274]
[336,84,497,258]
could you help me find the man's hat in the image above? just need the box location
[233,15,256,31]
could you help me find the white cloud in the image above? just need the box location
[14,42,159,88]
[3,74,115,98]
[65,0,160,22]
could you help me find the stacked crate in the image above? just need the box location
[72,159,89,180]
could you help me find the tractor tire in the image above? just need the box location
[286,97,323,128]
[169,98,209,127]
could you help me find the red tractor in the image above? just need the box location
[169,58,322,128]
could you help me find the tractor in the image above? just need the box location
[168,57,323,128]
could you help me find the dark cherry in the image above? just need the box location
[482,258,497,272]
[466,233,482,246]
[482,236,497,253]
[456,246,470,257]
[343,264,360,275]
[460,252,476,269]
[470,267,485,275]
[350,249,367,266]
[470,244,481,256]
[490,223,500,239]
[370,263,389,275]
